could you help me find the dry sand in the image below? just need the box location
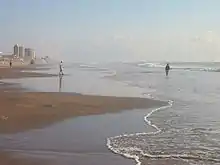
[0,66,167,165]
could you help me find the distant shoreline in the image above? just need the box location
[0,65,167,165]
[0,65,166,134]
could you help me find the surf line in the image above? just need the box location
[106,100,173,165]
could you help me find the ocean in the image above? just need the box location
[104,61,220,165]
[1,61,220,165]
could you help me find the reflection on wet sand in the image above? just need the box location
[59,75,63,92]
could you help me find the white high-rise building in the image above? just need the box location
[25,48,35,59]
[13,44,19,57]
[24,48,28,57]
[32,51,36,59]
[19,46,24,58]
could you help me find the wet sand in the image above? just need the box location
[0,89,165,134]
[0,152,41,165]
[141,158,189,165]
[0,66,55,79]
[0,66,167,165]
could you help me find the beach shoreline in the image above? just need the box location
[0,65,167,165]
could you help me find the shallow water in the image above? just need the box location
[2,61,220,164]
[0,108,158,165]
[104,62,220,165]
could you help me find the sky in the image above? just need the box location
[1,0,220,62]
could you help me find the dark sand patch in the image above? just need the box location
[0,91,166,134]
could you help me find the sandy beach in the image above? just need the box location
[0,65,167,165]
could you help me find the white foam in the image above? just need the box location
[138,62,164,68]
[106,100,173,165]
[102,70,117,78]
[79,64,96,68]
[106,98,220,164]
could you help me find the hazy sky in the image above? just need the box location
[1,0,220,62]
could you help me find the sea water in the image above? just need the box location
[1,61,220,164]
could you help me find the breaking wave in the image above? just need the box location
[136,62,220,73]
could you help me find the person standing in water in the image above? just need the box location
[59,60,64,75]
[165,63,170,76]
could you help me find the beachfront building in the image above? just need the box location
[0,53,14,64]
[19,46,24,58]
[25,48,36,59]
[13,44,19,56]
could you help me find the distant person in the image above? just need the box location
[165,63,170,76]
[59,60,64,75]
[9,60,12,68]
